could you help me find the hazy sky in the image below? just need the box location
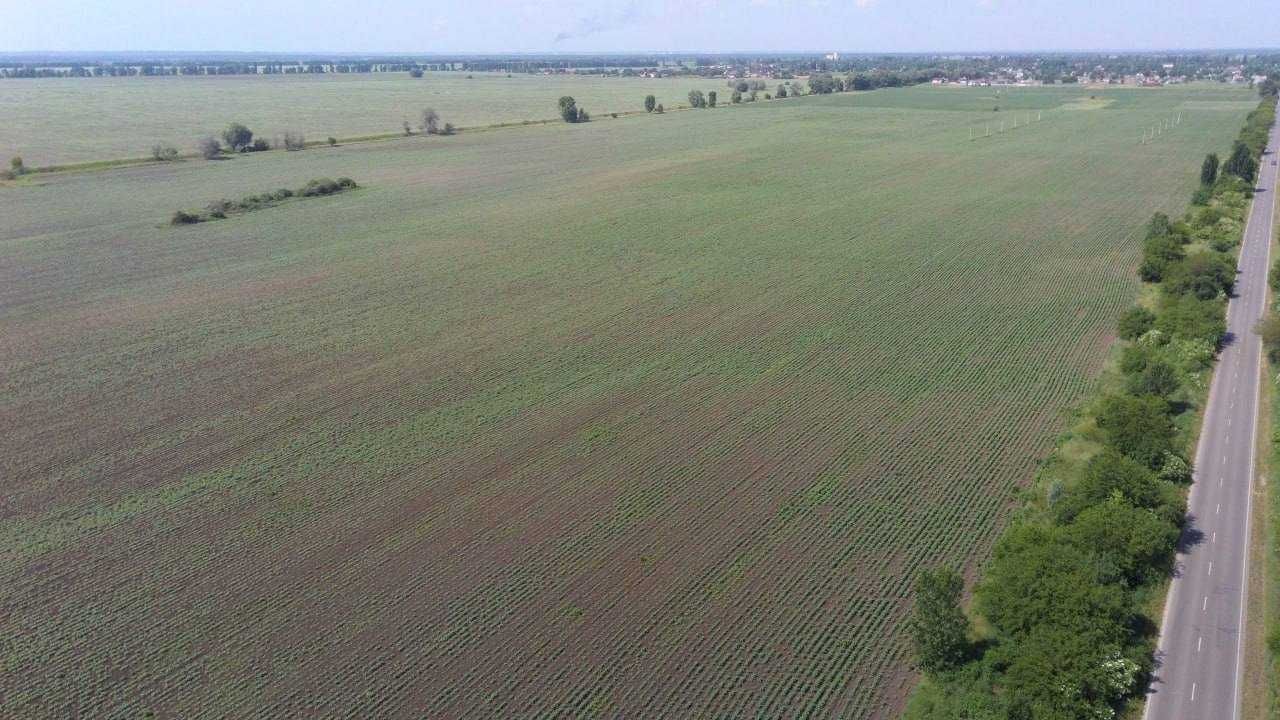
[3,0,1279,54]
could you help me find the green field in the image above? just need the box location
[0,72,742,166]
[0,83,1255,718]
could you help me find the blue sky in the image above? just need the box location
[3,0,1278,53]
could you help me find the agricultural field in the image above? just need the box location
[0,71,739,166]
[0,83,1255,718]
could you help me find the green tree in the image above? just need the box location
[735,80,749,93]
[1156,294,1226,346]
[420,108,440,134]
[1117,306,1155,340]
[558,96,580,123]
[1146,212,1173,237]
[688,89,706,108]
[707,91,717,107]
[1095,394,1177,468]
[644,94,656,113]
[1064,494,1180,584]
[1055,449,1166,522]
[978,524,1133,640]
[808,74,837,94]
[1224,140,1257,183]
[731,90,742,104]
[1126,358,1179,398]
[1163,251,1235,300]
[1200,153,1219,186]
[197,136,222,160]
[1139,232,1185,282]
[776,84,787,98]
[909,567,971,675]
[997,625,1140,720]
[221,123,254,152]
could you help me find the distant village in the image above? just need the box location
[2,51,1277,87]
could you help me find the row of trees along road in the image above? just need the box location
[906,96,1276,720]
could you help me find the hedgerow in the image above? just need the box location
[907,96,1276,719]
[170,177,357,225]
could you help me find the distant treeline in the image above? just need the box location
[906,96,1276,719]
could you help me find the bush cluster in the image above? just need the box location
[151,144,179,161]
[907,97,1275,720]
[1,156,24,180]
[170,177,357,226]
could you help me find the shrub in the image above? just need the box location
[731,90,742,104]
[577,109,590,122]
[248,138,270,152]
[442,123,456,135]
[327,137,337,147]
[1257,313,1280,362]
[403,121,412,136]
[283,132,306,151]
[655,104,664,114]
[409,68,424,78]
[1117,306,1156,340]
[300,177,355,197]
[151,144,179,161]
[221,123,254,152]
[300,178,339,196]
[10,156,25,175]
[198,137,222,160]
[170,210,201,225]
[1157,453,1192,484]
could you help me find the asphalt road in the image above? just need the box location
[1145,100,1279,720]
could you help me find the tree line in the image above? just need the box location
[906,96,1276,719]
